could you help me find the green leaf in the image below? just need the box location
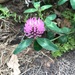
[0,7,9,15]
[45,19,70,34]
[0,15,5,19]
[45,20,62,33]
[58,0,68,5]
[36,38,58,51]
[45,14,57,21]
[61,27,71,34]
[52,50,62,57]
[34,40,42,51]
[63,44,69,52]
[33,2,40,9]
[40,5,52,11]
[24,8,37,13]
[13,38,33,54]
[58,35,68,43]
[70,0,75,9]
[47,31,55,40]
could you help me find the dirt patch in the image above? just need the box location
[0,43,75,75]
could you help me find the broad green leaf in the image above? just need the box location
[47,31,55,40]
[33,2,40,9]
[58,35,68,43]
[40,5,52,11]
[45,19,70,34]
[45,20,62,33]
[13,38,33,54]
[70,0,75,9]
[61,27,71,34]
[36,38,58,51]
[58,0,68,5]
[24,8,37,13]
[45,14,57,21]
[34,40,42,51]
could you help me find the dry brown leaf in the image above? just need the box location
[61,19,71,28]
[7,54,20,75]
[54,9,61,17]
[56,18,71,28]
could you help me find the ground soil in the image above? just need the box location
[0,43,75,75]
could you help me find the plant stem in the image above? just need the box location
[38,10,43,20]
[50,30,75,42]
[50,34,63,42]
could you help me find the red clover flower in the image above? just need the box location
[24,17,45,38]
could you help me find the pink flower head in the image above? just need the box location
[24,17,45,38]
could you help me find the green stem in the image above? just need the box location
[51,30,75,42]
[68,30,75,34]
[38,10,43,20]
[50,34,64,42]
